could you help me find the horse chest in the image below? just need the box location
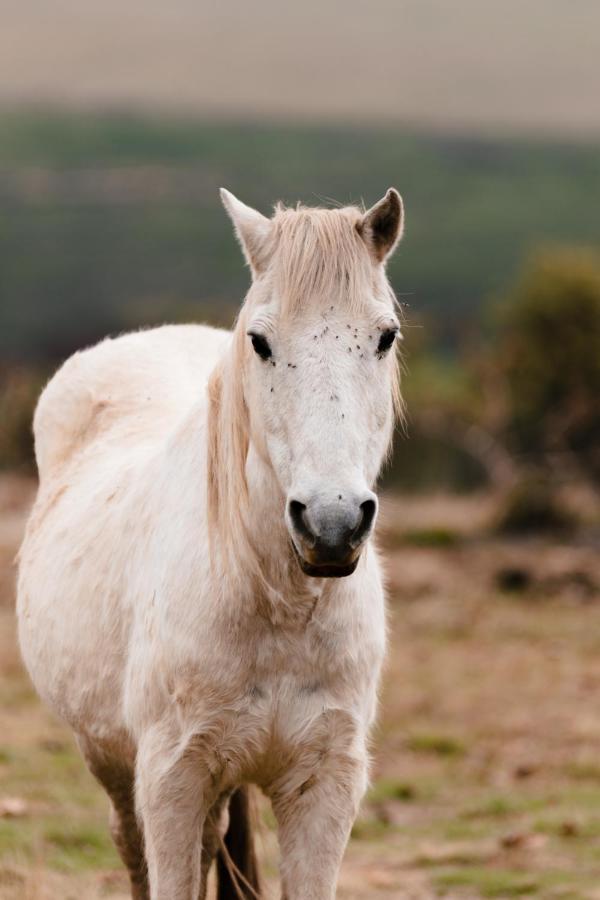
[167,622,367,788]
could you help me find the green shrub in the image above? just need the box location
[495,473,575,535]
[496,248,600,481]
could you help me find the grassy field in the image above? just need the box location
[1,477,599,898]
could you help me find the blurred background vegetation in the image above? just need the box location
[1,0,599,520]
[1,114,599,525]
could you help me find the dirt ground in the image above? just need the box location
[1,475,600,899]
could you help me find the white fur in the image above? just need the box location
[17,190,404,900]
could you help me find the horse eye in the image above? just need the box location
[376,328,398,356]
[248,332,272,361]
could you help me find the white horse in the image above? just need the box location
[17,187,405,900]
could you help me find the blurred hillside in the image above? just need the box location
[2,111,600,362]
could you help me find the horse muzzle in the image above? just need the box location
[286,490,377,578]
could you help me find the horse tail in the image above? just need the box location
[216,786,262,899]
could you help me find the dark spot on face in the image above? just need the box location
[335,335,339,339]
[347,347,352,352]
[270,387,274,393]
[271,361,276,367]
[330,305,334,310]
[356,345,360,349]
[341,413,345,420]
[347,324,351,329]
[338,494,342,500]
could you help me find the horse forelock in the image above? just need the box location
[268,204,375,318]
[266,202,405,425]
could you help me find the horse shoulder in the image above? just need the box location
[33,324,229,482]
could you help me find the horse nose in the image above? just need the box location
[287,491,378,568]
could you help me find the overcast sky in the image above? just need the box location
[1,0,599,136]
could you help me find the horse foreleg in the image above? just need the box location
[271,754,367,900]
[136,729,215,900]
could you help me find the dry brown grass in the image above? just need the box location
[1,476,599,898]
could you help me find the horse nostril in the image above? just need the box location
[351,498,377,547]
[288,500,316,547]
[289,499,306,524]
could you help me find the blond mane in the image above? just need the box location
[269,204,375,317]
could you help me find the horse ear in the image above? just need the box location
[359,188,404,263]
[220,188,272,276]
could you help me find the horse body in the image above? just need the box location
[17,189,404,899]
[19,326,223,729]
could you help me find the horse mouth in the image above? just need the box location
[290,542,360,578]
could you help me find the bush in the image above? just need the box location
[496,247,600,480]
[495,473,575,535]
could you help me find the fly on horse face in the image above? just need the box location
[17,188,405,900]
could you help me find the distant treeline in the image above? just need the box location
[1,111,600,363]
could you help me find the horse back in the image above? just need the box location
[33,324,230,482]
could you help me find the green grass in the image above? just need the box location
[434,866,597,898]
[435,867,540,897]
[0,816,118,873]
[44,822,117,872]
[407,732,467,758]
[0,729,116,876]
[461,791,555,822]
[0,740,100,809]
[463,796,520,820]
[366,777,418,804]
[350,816,394,841]
[564,761,600,782]
[0,747,16,765]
